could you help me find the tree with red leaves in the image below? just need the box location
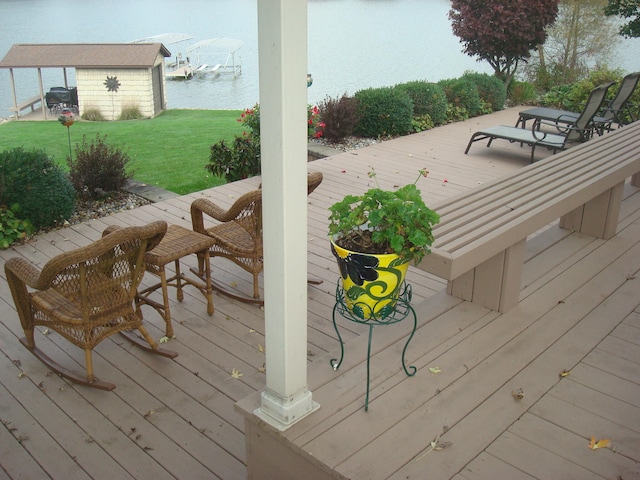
[449,0,559,88]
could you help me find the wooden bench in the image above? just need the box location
[417,120,640,313]
[10,95,43,118]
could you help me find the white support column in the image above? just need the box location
[255,0,319,430]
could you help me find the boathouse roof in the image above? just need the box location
[0,43,171,69]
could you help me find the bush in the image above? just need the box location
[508,81,538,105]
[239,103,325,139]
[67,133,133,200]
[541,67,625,111]
[119,105,143,120]
[438,78,482,117]
[411,114,435,132]
[395,81,448,125]
[81,108,106,121]
[317,94,361,142]
[207,134,261,183]
[353,86,414,137]
[461,72,507,111]
[0,204,34,249]
[0,147,75,229]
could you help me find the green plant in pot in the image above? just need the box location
[328,168,440,319]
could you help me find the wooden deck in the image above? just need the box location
[1,108,639,479]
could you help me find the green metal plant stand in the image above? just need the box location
[330,281,417,411]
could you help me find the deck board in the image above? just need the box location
[2,110,639,479]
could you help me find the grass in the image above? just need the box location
[0,109,245,195]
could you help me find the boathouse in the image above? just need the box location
[0,43,171,120]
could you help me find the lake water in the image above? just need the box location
[1,0,639,118]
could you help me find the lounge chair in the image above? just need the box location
[4,221,177,390]
[190,171,324,304]
[517,72,640,133]
[465,82,612,163]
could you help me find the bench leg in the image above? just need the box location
[559,182,624,240]
[447,239,526,313]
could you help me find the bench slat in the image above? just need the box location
[418,122,640,281]
[436,140,638,249]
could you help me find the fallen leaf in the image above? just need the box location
[559,369,571,378]
[158,336,169,344]
[412,430,453,462]
[588,436,610,450]
[231,368,244,379]
[230,281,238,287]
[511,388,525,400]
[258,344,264,352]
[428,367,442,374]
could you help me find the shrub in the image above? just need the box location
[239,103,325,139]
[541,67,625,111]
[508,81,538,105]
[445,104,469,123]
[438,78,482,117]
[67,133,133,200]
[119,105,144,120]
[207,134,261,183]
[81,108,106,121]
[395,81,448,125]
[0,147,75,229]
[317,94,361,142]
[0,204,34,249]
[461,72,507,111]
[239,104,260,135]
[353,86,414,137]
[411,114,435,132]
[308,105,325,138]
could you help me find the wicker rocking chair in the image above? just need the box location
[191,171,323,304]
[4,221,177,390]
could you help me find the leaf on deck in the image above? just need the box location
[588,436,611,450]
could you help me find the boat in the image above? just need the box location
[186,38,243,78]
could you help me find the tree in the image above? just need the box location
[449,0,559,89]
[604,0,640,37]
[531,0,618,88]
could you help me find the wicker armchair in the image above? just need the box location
[191,171,323,304]
[4,221,177,390]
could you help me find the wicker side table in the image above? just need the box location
[137,224,216,337]
[330,281,417,411]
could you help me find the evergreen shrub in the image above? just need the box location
[354,86,414,137]
[461,72,507,111]
[438,78,482,117]
[395,81,448,125]
[0,147,75,229]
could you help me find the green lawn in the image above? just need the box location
[0,109,245,195]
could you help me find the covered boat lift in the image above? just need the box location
[186,37,243,78]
